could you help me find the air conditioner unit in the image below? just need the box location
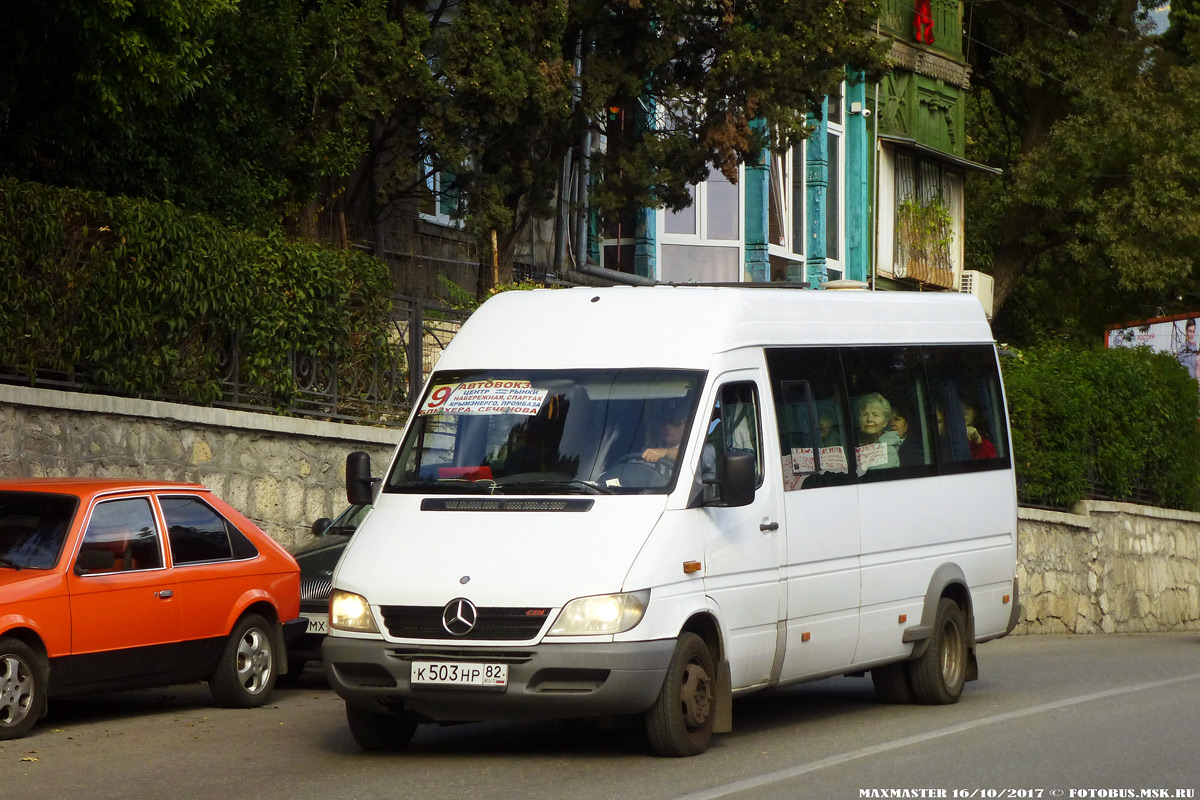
[960,270,995,319]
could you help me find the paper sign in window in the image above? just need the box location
[790,446,848,476]
[419,381,549,416]
[856,441,889,470]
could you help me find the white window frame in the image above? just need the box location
[657,166,745,245]
[418,157,465,228]
[767,141,807,264]
[821,83,846,283]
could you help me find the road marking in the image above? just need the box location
[676,672,1200,800]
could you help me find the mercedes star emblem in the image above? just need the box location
[442,597,478,636]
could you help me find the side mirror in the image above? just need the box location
[310,517,333,537]
[346,451,378,506]
[719,451,756,508]
[74,549,116,575]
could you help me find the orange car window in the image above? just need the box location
[78,498,163,573]
[0,492,78,570]
[160,496,257,564]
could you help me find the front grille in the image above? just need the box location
[388,648,535,664]
[380,605,551,640]
[300,576,333,603]
[299,597,328,614]
[420,498,593,512]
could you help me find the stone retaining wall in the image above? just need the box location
[1017,502,1200,634]
[4,385,1199,633]
[0,385,398,549]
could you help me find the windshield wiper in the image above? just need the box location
[387,480,495,495]
[495,479,613,496]
[0,557,22,570]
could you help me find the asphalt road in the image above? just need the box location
[4,633,1199,800]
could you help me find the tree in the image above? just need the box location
[964,0,1200,343]
[0,0,431,232]
[353,0,891,265]
[2,1,889,267]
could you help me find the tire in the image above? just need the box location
[645,632,717,757]
[345,703,418,752]
[871,662,915,704]
[278,659,308,685]
[0,638,43,740]
[209,613,278,708]
[908,597,968,705]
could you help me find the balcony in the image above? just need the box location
[878,0,964,58]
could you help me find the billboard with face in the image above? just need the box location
[1107,313,1200,380]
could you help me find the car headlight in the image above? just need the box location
[329,589,380,633]
[548,590,650,636]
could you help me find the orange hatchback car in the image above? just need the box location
[0,479,303,739]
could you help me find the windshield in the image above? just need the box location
[387,369,705,495]
[0,492,79,570]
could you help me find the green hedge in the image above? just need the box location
[1002,344,1200,511]
[0,179,393,406]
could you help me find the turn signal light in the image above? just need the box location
[801,632,811,642]
[683,561,702,574]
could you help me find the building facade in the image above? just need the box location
[591,0,996,312]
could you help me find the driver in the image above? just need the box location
[642,403,687,464]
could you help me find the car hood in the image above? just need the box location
[333,493,667,609]
[0,568,64,605]
[292,533,352,560]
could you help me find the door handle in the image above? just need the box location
[759,520,779,532]
[155,590,174,599]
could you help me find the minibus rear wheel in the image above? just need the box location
[646,632,716,757]
[871,662,915,704]
[908,597,967,704]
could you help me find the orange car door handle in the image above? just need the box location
[155,590,174,599]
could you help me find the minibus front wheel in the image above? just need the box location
[645,632,716,757]
[908,597,967,704]
[345,702,418,751]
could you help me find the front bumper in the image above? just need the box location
[322,635,676,723]
[282,617,308,644]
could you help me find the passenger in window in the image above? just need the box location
[962,401,997,460]
[856,393,900,472]
[642,401,688,464]
[890,401,924,467]
[818,414,840,448]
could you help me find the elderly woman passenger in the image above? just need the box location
[856,392,901,472]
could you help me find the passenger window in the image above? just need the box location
[161,496,258,565]
[923,346,1009,470]
[77,498,163,573]
[842,346,936,480]
[702,382,764,489]
[766,348,852,490]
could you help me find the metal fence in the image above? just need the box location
[0,293,471,428]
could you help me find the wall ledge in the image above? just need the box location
[1017,505,1090,529]
[1076,498,1200,524]
[0,383,401,446]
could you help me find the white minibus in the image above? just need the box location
[323,285,1021,756]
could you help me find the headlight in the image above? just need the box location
[548,590,650,636]
[329,589,380,633]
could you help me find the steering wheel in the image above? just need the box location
[599,452,674,486]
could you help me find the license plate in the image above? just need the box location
[410,661,508,688]
[302,613,328,634]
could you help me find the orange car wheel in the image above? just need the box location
[0,638,42,740]
[209,614,278,708]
